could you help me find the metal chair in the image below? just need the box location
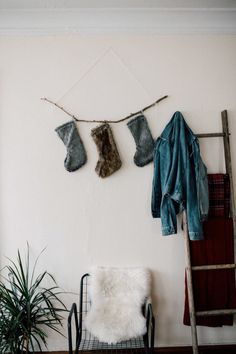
[68,273,155,354]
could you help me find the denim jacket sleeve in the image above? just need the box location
[152,137,178,235]
[151,138,162,218]
[186,140,209,240]
[192,141,209,221]
[160,195,178,235]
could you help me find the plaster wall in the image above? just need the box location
[0,34,236,350]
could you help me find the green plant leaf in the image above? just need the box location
[0,245,66,353]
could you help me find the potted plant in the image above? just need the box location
[0,245,67,353]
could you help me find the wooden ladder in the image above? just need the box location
[183,110,236,354]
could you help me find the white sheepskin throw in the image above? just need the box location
[84,267,151,344]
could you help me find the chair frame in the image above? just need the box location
[68,273,155,354]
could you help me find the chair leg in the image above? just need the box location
[150,316,155,354]
[68,303,79,354]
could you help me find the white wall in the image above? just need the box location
[0,34,236,350]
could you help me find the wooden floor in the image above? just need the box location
[43,345,236,354]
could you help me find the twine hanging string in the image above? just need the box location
[43,47,168,123]
[40,95,168,123]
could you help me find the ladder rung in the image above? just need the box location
[196,309,236,316]
[197,132,227,138]
[191,264,236,271]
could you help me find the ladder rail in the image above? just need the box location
[222,111,236,271]
[183,211,199,354]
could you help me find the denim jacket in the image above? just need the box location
[151,111,209,240]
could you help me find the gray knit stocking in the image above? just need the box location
[127,115,154,167]
[55,121,87,172]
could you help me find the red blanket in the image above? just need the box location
[184,218,236,326]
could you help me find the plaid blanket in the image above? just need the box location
[208,174,230,218]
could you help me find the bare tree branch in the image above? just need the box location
[41,95,168,123]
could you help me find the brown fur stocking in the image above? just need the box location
[91,123,122,178]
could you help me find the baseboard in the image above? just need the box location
[154,345,236,353]
[41,345,236,354]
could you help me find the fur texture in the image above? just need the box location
[91,123,122,178]
[84,267,151,344]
